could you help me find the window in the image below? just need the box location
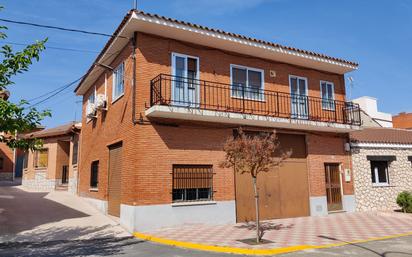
[90,160,99,188]
[88,89,95,105]
[0,156,3,170]
[231,65,264,100]
[370,161,389,186]
[321,81,335,110]
[23,152,28,169]
[112,62,125,101]
[172,165,213,202]
[34,149,48,169]
[72,141,78,165]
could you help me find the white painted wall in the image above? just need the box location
[352,96,392,127]
[121,200,236,232]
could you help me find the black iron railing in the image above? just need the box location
[150,74,361,126]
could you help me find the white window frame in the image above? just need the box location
[86,87,96,123]
[289,75,309,119]
[112,62,125,103]
[230,64,265,101]
[371,161,390,187]
[320,80,335,110]
[171,52,200,107]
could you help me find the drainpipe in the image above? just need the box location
[131,31,140,125]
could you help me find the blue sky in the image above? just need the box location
[1,0,411,128]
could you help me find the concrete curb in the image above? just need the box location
[133,231,412,255]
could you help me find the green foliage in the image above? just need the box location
[396,191,412,213]
[0,6,50,150]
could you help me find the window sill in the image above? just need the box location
[34,168,47,171]
[112,93,124,104]
[89,188,98,192]
[171,201,216,207]
[372,184,393,188]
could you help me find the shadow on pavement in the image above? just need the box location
[0,185,89,236]
[0,225,142,257]
[318,235,412,257]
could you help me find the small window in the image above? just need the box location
[23,152,28,169]
[112,62,125,101]
[321,81,335,110]
[172,165,213,202]
[72,141,79,165]
[370,161,389,186]
[88,90,95,105]
[0,156,3,170]
[34,149,48,169]
[231,65,264,100]
[90,160,99,188]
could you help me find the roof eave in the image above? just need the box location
[75,10,359,96]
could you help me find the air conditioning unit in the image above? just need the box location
[86,103,97,119]
[95,94,107,110]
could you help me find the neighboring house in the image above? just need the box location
[393,112,412,129]
[350,128,412,211]
[0,90,14,181]
[352,96,392,127]
[74,9,362,232]
[22,122,81,193]
[0,140,15,181]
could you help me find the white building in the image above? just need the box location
[352,96,392,127]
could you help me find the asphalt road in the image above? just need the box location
[1,182,412,257]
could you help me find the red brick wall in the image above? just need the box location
[0,142,14,174]
[78,32,353,207]
[306,133,353,196]
[393,112,412,129]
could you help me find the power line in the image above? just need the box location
[27,48,125,106]
[0,18,129,39]
[29,76,84,108]
[2,41,101,54]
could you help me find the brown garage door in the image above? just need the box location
[235,133,309,222]
[108,143,122,217]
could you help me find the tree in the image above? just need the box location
[0,6,50,150]
[220,129,291,243]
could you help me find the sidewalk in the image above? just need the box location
[135,212,412,255]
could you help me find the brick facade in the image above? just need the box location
[78,32,355,223]
[0,142,14,181]
[393,112,412,129]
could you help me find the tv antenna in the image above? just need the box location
[133,0,138,9]
[348,76,354,100]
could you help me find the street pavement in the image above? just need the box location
[1,182,412,257]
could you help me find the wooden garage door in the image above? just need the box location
[108,143,122,217]
[235,133,310,222]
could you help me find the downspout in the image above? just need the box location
[131,31,140,125]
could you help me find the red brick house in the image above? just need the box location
[393,112,412,129]
[74,10,361,232]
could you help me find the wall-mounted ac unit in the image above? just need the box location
[86,103,97,119]
[95,94,107,110]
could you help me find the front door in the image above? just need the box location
[325,163,343,212]
[171,53,199,107]
[61,165,68,184]
[290,76,308,119]
[108,143,122,217]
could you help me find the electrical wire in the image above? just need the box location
[2,41,101,54]
[0,18,129,39]
[28,76,84,107]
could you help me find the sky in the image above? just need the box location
[1,0,411,128]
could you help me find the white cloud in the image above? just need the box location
[172,0,275,15]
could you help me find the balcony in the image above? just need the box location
[145,74,361,132]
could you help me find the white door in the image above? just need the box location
[290,76,308,119]
[171,53,199,107]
